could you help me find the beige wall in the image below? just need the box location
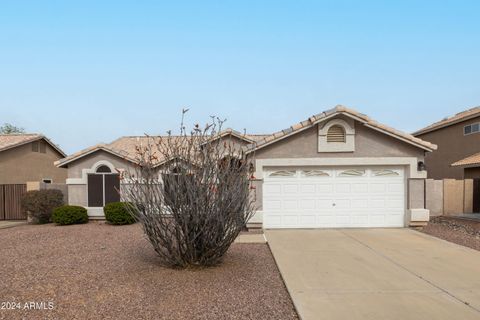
[66,150,137,179]
[416,115,480,179]
[426,179,444,216]
[68,185,87,207]
[0,141,67,184]
[408,179,425,209]
[65,150,137,207]
[443,179,465,215]
[255,120,425,160]
[464,179,473,213]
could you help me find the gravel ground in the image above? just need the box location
[419,216,480,251]
[0,223,298,320]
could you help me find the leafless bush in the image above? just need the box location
[122,110,255,268]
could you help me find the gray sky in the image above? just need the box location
[1,1,479,154]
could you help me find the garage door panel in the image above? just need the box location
[263,167,405,229]
[387,184,404,193]
[299,199,316,210]
[335,184,351,193]
[283,184,298,194]
[316,184,334,193]
[370,183,387,193]
[300,184,316,193]
[264,184,282,194]
[370,199,386,208]
[264,200,282,210]
[299,215,316,225]
[351,199,368,208]
[351,183,369,193]
[386,199,404,209]
[283,200,298,210]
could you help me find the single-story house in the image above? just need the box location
[413,106,480,179]
[0,134,67,219]
[55,105,437,228]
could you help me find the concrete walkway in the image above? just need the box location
[0,221,26,229]
[235,233,266,243]
[266,229,480,320]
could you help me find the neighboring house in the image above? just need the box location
[413,106,480,179]
[0,134,67,184]
[0,134,67,220]
[56,106,436,228]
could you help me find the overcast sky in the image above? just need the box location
[1,0,479,154]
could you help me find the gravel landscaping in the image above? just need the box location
[419,216,480,251]
[0,223,298,320]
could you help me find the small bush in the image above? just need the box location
[52,205,88,225]
[104,202,136,225]
[21,189,64,224]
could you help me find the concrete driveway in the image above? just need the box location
[266,229,480,320]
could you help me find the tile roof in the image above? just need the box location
[0,134,66,156]
[451,152,480,167]
[55,129,267,167]
[413,106,480,136]
[245,105,437,152]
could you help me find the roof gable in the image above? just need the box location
[0,134,66,157]
[245,105,437,153]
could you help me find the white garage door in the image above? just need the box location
[263,167,405,228]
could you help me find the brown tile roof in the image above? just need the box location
[451,152,480,167]
[0,134,66,156]
[413,106,480,136]
[245,105,437,152]
[55,129,268,167]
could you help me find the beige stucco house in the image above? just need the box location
[0,134,67,220]
[413,106,480,179]
[56,106,436,228]
[0,134,67,184]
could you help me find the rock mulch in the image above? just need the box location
[419,216,480,251]
[0,223,298,320]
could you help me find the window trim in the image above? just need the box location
[87,171,120,207]
[464,122,480,136]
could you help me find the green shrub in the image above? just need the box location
[104,202,136,225]
[21,189,64,224]
[52,205,88,225]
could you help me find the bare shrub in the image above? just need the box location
[122,111,255,268]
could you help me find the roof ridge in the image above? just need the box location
[246,105,436,152]
[413,105,480,135]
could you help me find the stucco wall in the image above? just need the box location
[416,115,480,179]
[255,120,425,160]
[66,150,137,179]
[426,179,444,216]
[68,185,87,206]
[0,141,67,184]
[408,179,425,209]
[65,150,137,207]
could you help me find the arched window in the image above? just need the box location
[327,125,346,143]
[88,164,119,207]
[96,165,111,173]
